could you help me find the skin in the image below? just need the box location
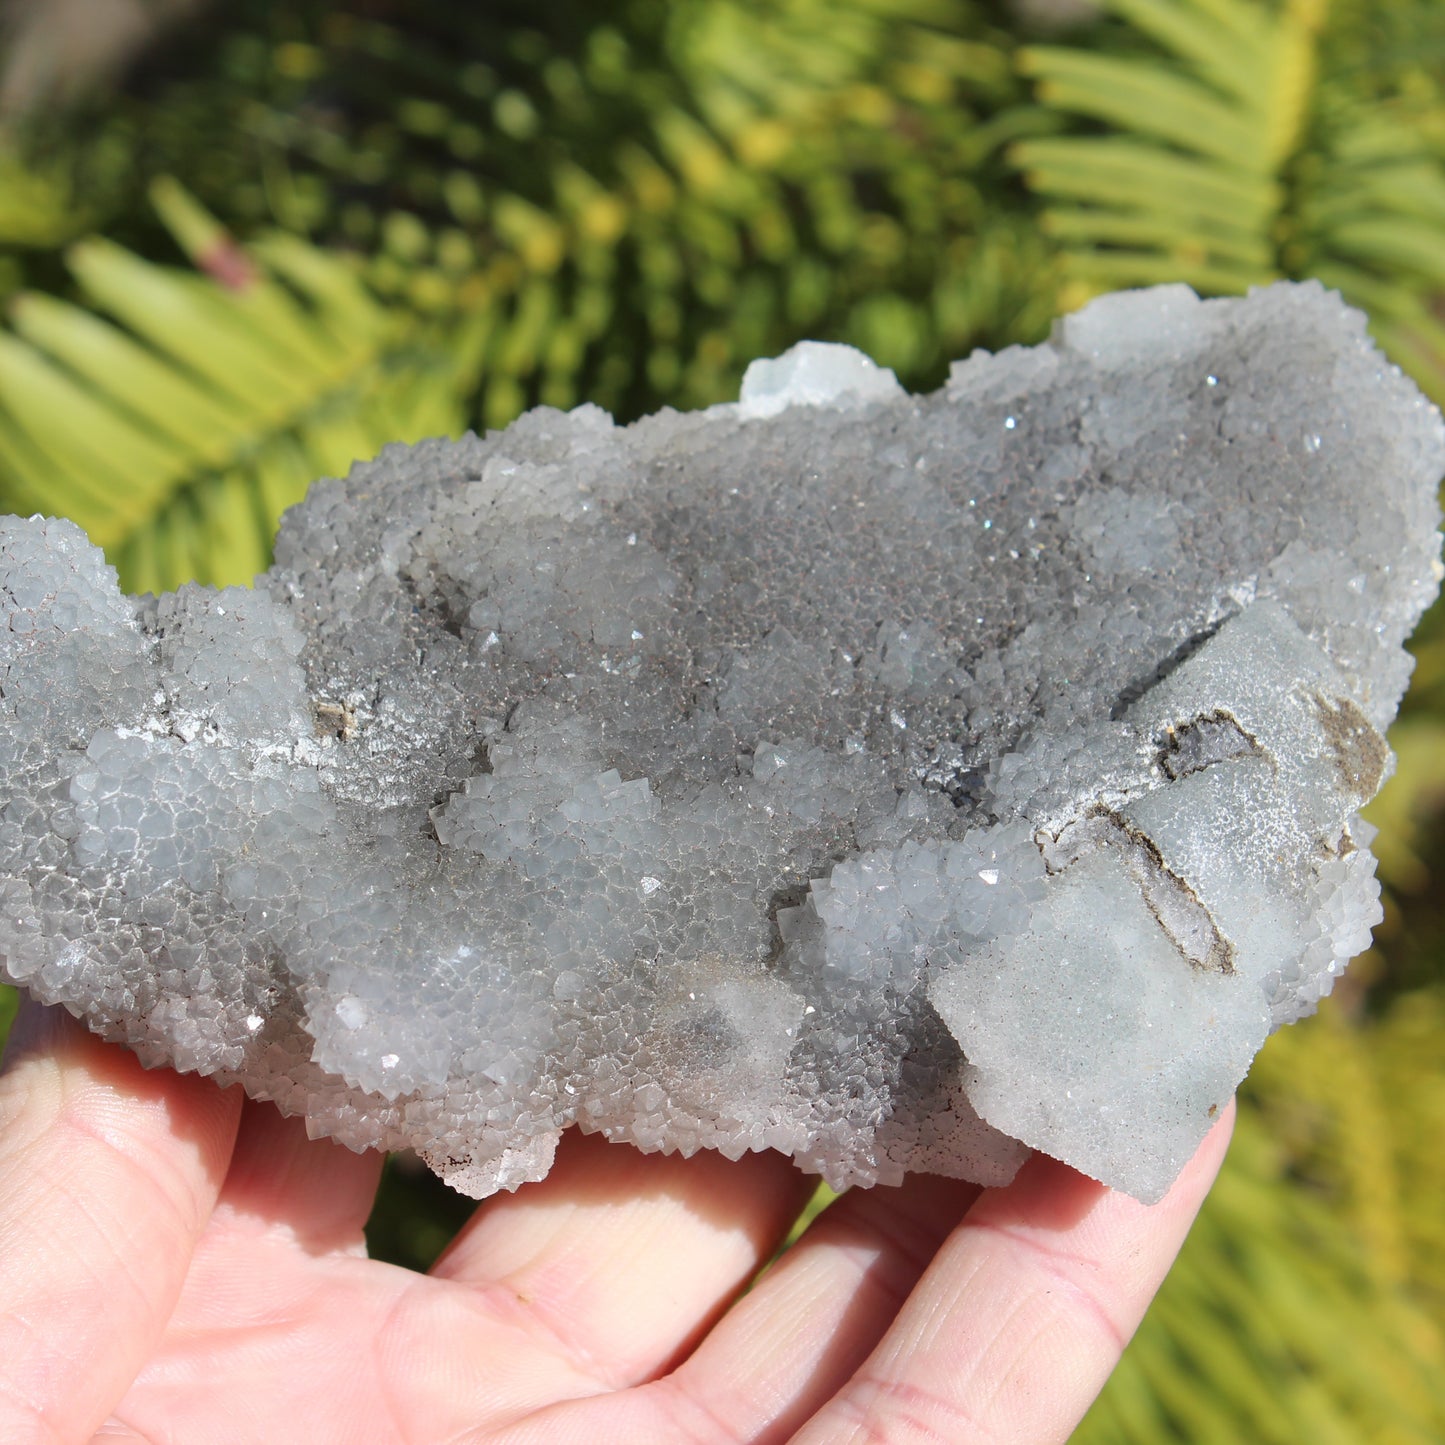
[0,998,1233,1445]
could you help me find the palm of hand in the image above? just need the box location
[0,1003,1230,1445]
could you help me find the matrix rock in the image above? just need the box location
[1,282,1440,1203]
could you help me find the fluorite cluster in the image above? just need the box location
[1,282,1440,1203]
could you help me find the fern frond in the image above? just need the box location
[9,291,260,459]
[1013,136,1278,229]
[1020,48,1259,161]
[0,185,486,591]
[1014,0,1297,304]
[1327,218,1445,289]
[1110,0,1274,104]
[1037,208,1272,266]
[1018,0,1445,403]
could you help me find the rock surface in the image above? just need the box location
[1,281,1440,1202]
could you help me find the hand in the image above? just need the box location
[0,998,1232,1445]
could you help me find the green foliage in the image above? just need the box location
[0,2,1442,1440]
[0,189,486,590]
[1015,0,1445,402]
[0,144,89,249]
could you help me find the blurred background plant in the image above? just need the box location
[1,0,1443,1438]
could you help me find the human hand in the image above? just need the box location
[0,998,1232,1445]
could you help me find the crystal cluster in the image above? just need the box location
[1,282,1440,1203]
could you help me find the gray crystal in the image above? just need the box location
[1,281,1440,1203]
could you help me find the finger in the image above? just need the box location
[660,1172,987,1441]
[790,1101,1236,1445]
[205,1098,384,1258]
[0,1000,241,1445]
[431,1127,816,1392]
[484,1171,988,1445]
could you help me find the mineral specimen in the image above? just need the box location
[0,282,1440,1204]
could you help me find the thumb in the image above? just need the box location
[0,999,241,1444]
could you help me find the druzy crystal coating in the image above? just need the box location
[1,282,1440,1202]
